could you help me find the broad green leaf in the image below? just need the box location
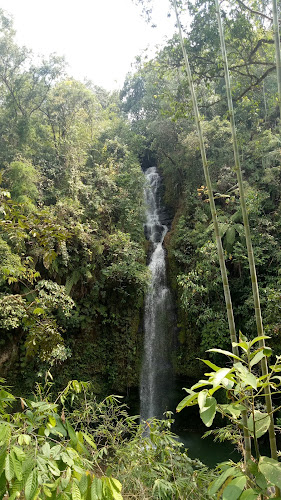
[247,411,270,438]
[5,453,14,482]
[83,432,97,449]
[18,434,31,446]
[109,477,122,493]
[0,389,15,403]
[250,336,271,348]
[0,424,10,445]
[75,435,88,455]
[91,477,103,499]
[239,487,259,499]
[250,350,265,367]
[191,380,212,390]
[11,446,25,462]
[199,396,216,427]
[270,364,281,372]
[222,475,247,500]
[234,224,244,236]
[103,477,123,500]
[72,381,81,393]
[66,421,78,445]
[25,470,38,500]
[51,417,67,437]
[107,477,123,500]
[60,466,72,490]
[220,404,243,418]
[207,349,243,361]
[199,359,221,371]
[43,485,52,498]
[198,390,208,411]
[263,347,272,356]
[225,226,236,247]
[48,461,61,477]
[212,368,234,389]
[32,307,45,315]
[0,472,6,498]
[61,451,74,467]
[235,363,257,390]
[72,480,82,500]
[11,451,22,481]
[22,456,34,479]
[255,471,267,490]
[232,341,248,352]
[209,467,238,496]
[0,447,6,477]
[50,444,61,459]
[41,442,51,458]
[176,392,198,412]
[240,371,257,389]
[79,473,88,495]
[219,222,229,238]
[259,456,281,488]
[48,416,56,427]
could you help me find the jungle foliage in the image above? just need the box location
[1,0,281,496]
[0,8,149,394]
[123,0,281,381]
[0,377,211,499]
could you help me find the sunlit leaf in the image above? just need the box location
[249,336,271,348]
[222,475,247,499]
[259,456,281,488]
[207,349,243,361]
[199,396,216,427]
[247,411,270,438]
[212,368,234,389]
[176,392,198,412]
[208,467,238,496]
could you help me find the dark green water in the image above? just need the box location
[177,430,240,467]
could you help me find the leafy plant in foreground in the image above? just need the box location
[177,334,281,498]
[215,0,279,469]
[64,387,213,499]
[0,378,123,499]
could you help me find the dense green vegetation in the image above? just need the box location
[0,379,211,499]
[123,0,281,382]
[1,0,281,497]
[0,9,149,395]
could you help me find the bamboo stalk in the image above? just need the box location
[172,0,252,464]
[272,0,281,117]
[214,0,279,483]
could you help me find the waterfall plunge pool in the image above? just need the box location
[177,429,240,467]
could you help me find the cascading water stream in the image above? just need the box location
[139,169,239,467]
[140,167,174,421]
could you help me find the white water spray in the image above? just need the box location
[140,167,174,421]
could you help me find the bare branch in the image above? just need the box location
[233,66,275,100]
[249,38,274,60]
[233,0,272,21]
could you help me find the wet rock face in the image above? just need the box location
[158,205,174,229]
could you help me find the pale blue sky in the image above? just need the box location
[0,0,175,90]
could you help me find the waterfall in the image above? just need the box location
[140,167,174,421]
